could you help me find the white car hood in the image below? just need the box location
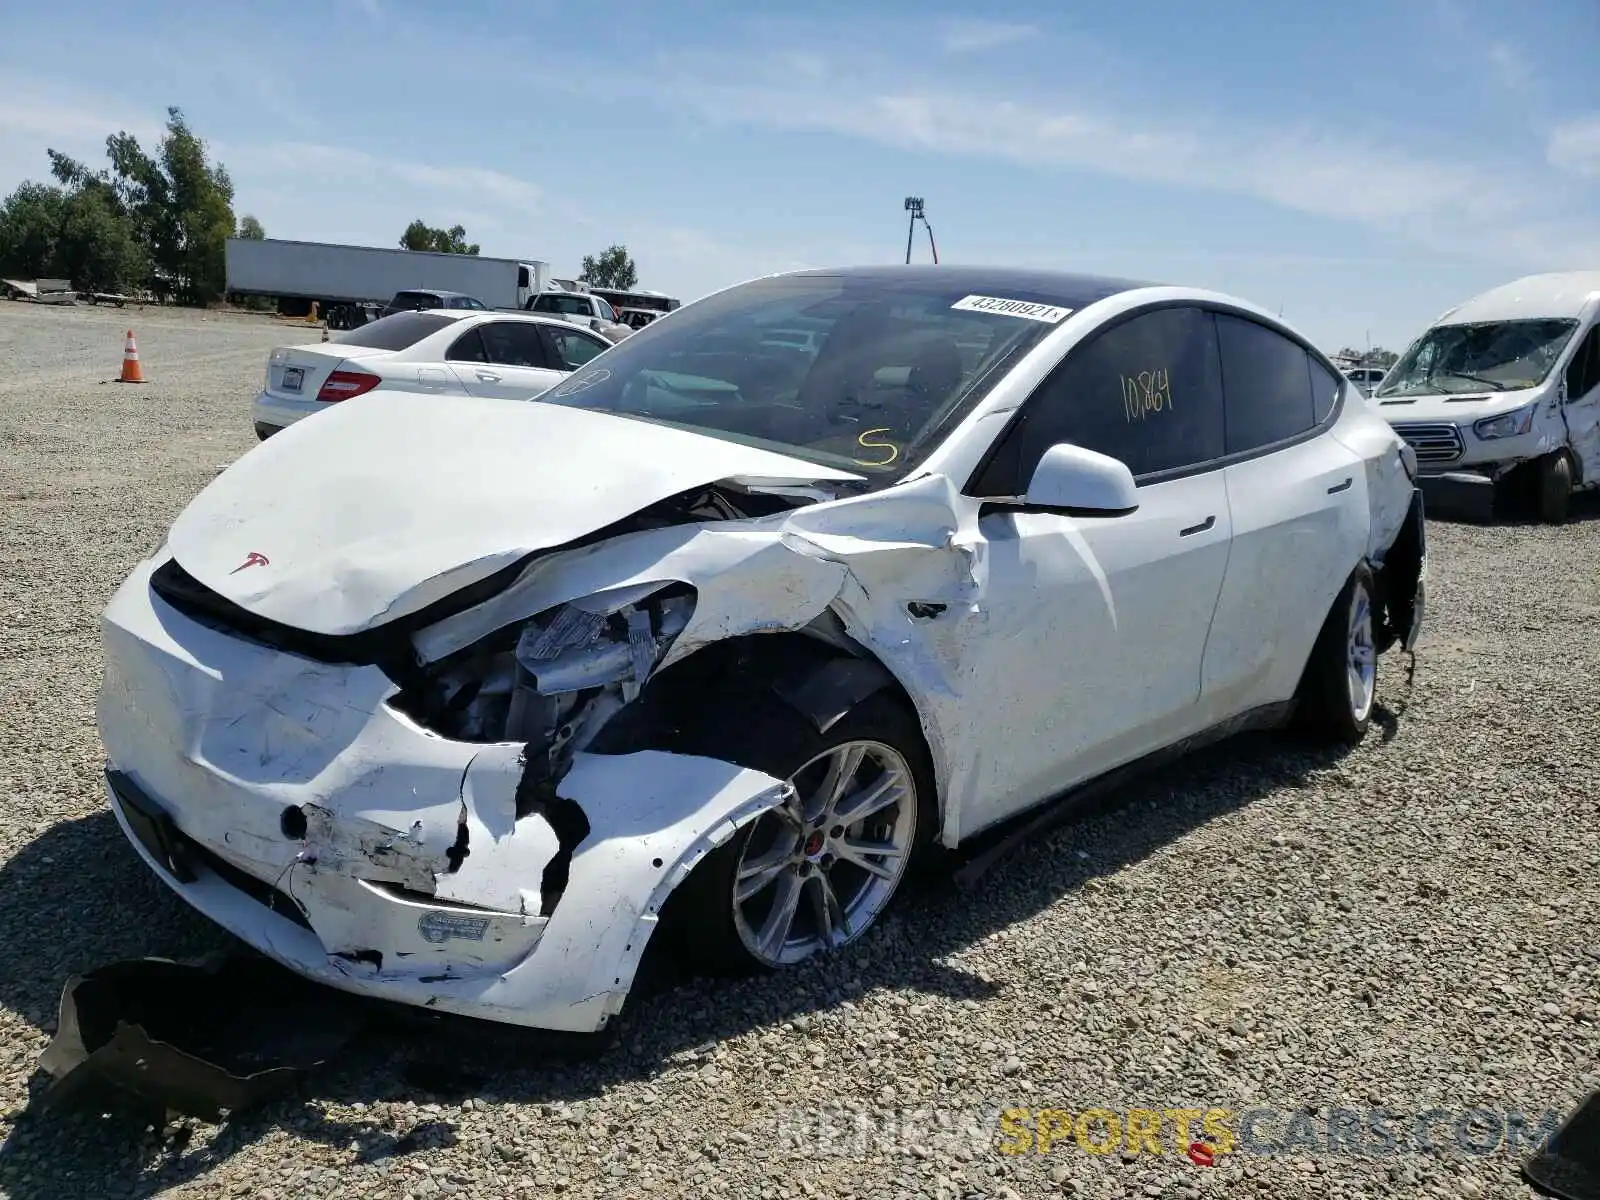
[167,390,862,636]
[1370,386,1542,423]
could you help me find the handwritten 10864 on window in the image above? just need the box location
[1121,369,1172,423]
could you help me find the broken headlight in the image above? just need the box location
[398,585,694,750]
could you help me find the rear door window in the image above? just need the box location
[478,321,552,369]
[1215,313,1317,454]
[329,311,454,350]
[974,304,1226,490]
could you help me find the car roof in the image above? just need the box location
[381,309,596,331]
[1438,271,1600,325]
[393,288,474,299]
[772,264,1158,311]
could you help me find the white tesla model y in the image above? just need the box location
[97,266,1426,1033]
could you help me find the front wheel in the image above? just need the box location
[1294,564,1378,745]
[662,691,935,976]
[1536,451,1574,524]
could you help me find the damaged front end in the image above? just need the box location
[391,582,697,804]
[97,554,794,1033]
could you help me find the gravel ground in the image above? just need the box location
[0,299,1596,1200]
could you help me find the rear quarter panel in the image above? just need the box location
[1331,386,1415,561]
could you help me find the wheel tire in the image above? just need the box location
[659,690,937,978]
[1536,452,1573,525]
[1294,564,1379,745]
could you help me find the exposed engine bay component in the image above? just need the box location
[392,588,697,813]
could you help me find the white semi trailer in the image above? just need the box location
[225,238,551,328]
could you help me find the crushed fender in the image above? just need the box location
[37,950,367,1123]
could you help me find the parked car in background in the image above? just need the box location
[1343,365,1387,397]
[100,265,1424,1033]
[379,289,489,318]
[525,289,632,341]
[1373,270,1600,522]
[251,309,611,438]
[616,307,661,331]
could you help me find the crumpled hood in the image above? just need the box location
[167,389,861,636]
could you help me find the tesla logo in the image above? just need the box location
[229,551,270,574]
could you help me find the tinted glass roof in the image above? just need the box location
[780,264,1157,313]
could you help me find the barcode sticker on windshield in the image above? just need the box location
[951,295,1073,323]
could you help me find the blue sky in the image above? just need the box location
[3,0,1598,350]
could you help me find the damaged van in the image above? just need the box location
[96,266,1425,1033]
[1373,271,1600,522]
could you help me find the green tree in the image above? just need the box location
[0,182,66,278]
[579,244,638,290]
[41,106,237,303]
[57,188,148,292]
[400,219,479,254]
[236,214,265,239]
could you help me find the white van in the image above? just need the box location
[1373,271,1600,522]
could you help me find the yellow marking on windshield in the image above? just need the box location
[853,427,901,467]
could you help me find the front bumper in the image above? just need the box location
[1414,470,1497,520]
[97,556,790,1031]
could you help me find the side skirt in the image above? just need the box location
[950,700,1296,889]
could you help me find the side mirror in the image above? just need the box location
[1022,443,1139,515]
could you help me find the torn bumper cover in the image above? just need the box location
[97,557,791,1032]
[38,952,366,1121]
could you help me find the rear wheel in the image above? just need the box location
[662,691,935,976]
[1295,564,1378,745]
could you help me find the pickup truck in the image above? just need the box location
[524,290,631,342]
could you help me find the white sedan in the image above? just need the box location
[98,265,1426,1034]
[250,309,612,439]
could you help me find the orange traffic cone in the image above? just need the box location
[117,329,145,383]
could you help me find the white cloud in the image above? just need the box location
[1484,41,1531,93]
[938,20,1037,54]
[1547,116,1600,179]
[671,74,1527,229]
[0,100,161,146]
[257,142,542,211]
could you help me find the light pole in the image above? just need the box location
[903,196,939,264]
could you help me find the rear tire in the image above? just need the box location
[1295,564,1378,745]
[1536,451,1573,525]
[659,691,936,978]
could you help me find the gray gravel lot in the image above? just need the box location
[0,299,1596,1199]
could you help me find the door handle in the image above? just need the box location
[1179,515,1216,537]
[1327,476,1353,494]
[475,370,502,382]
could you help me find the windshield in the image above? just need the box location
[537,274,1062,484]
[1376,318,1577,398]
